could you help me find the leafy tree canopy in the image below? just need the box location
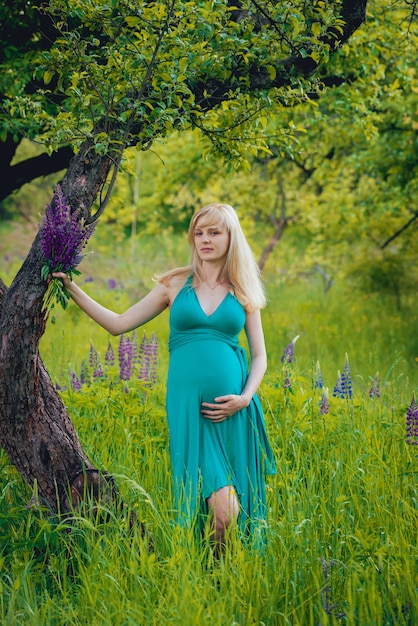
[100,0,417,304]
[1,0,369,206]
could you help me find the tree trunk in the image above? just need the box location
[0,141,114,513]
[258,178,289,272]
[258,217,288,272]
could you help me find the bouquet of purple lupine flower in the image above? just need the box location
[39,184,96,313]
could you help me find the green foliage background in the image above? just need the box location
[0,0,417,622]
[1,222,417,625]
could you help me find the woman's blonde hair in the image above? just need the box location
[157,203,266,311]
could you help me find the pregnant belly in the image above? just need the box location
[168,340,243,402]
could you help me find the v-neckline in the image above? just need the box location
[193,287,230,318]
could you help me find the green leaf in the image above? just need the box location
[311,22,321,37]
[266,65,276,81]
[43,70,54,85]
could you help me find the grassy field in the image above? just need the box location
[0,225,417,625]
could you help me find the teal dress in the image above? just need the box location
[167,276,275,536]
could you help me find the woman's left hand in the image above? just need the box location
[201,394,249,423]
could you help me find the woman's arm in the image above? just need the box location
[52,273,169,336]
[240,308,268,404]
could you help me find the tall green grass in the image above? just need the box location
[1,372,417,624]
[1,228,417,625]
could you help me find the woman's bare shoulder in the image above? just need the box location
[159,270,190,305]
[169,272,189,287]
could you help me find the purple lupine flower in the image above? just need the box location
[70,370,82,391]
[89,343,98,368]
[137,332,159,385]
[39,184,96,311]
[119,334,134,381]
[107,278,117,290]
[406,394,418,445]
[149,332,158,384]
[79,359,90,386]
[88,343,104,378]
[105,341,115,366]
[282,370,292,390]
[319,388,329,415]
[119,334,128,380]
[138,333,151,383]
[341,354,353,399]
[40,184,96,272]
[94,361,104,379]
[369,373,380,398]
[130,330,139,365]
[333,370,344,398]
[315,361,324,389]
[281,335,300,364]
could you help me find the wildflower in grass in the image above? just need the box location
[130,330,139,365]
[39,184,96,313]
[319,388,329,415]
[89,343,104,378]
[315,360,324,389]
[89,343,98,367]
[333,355,353,399]
[369,373,380,398]
[406,394,418,445]
[119,334,134,381]
[93,359,104,379]
[341,353,353,398]
[137,332,158,385]
[107,278,117,290]
[138,333,151,383]
[333,370,344,398]
[281,335,300,364]
[149,332,158,384]
[105,341,115,366]
[138,332,159,385]
[70,370,82,391]
[282,370,292,390]
[79,359,90,386]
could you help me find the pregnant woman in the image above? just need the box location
[54,202,275,553]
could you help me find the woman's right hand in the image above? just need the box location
[52,272,73,290]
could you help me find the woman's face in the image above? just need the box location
[193,218,230,264]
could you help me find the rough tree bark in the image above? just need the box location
[0,0,368,515]
[0,140,114,513]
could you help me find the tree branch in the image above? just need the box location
[381,212,418,249]
[191,0,367,110]
[0,146,74,204]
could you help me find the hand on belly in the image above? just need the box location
[201,394,249,423]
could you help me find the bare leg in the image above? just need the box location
[206,485,239,556]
